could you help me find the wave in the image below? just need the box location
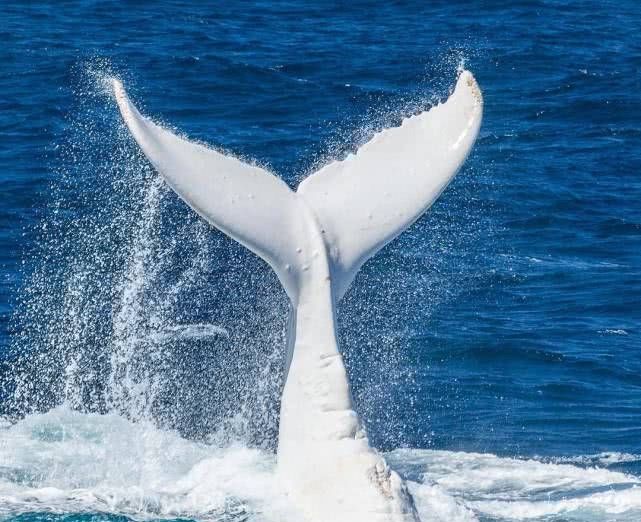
[389,449,641,521]
[0,408,295,521]
[1,409,640,522]
[546,452,641,466]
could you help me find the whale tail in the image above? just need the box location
[115,72,482,522]
[112,71,483,304]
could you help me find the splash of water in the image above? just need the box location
[2,408,641,522]
[3,63,287,447]
[4,61,640,522]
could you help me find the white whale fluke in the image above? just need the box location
[113,71,483,522]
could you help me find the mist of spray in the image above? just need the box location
[3,62,288,449]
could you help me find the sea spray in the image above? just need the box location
[2,63,287,447]
[1,59,640,522]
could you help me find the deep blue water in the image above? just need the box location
[1,1,641,521]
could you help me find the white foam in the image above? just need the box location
[2,411,641,521]
[546,452,641,467]
[389,449,641,521]
[599,329,629,336]
[0,407,297,521]
[407,482,479,522]
[470,487,641,520]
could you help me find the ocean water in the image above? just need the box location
[1,1,641,521]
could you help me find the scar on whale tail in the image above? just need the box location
[113,71,483,522]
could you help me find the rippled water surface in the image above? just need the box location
[1,1,640,521]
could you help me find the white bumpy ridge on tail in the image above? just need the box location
[113,71,483,522]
